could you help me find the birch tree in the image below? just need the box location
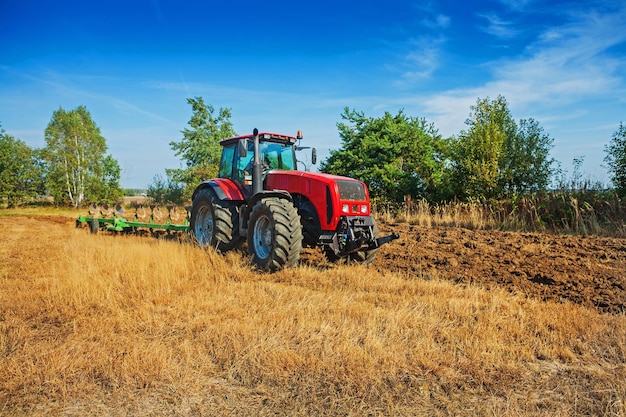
[43,106,120,207]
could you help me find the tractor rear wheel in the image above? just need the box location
[247,197,302,271]
[190,188,241,252]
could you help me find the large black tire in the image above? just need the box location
[190,188,241,253]
[247,197,303,271]
[324,220,379,266]
[296,199,321,248]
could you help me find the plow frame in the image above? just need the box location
[76,204,190,234]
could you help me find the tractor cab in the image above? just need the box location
[218,132,300,197]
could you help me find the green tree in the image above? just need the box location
[451,96,515,199]
[604,122,626,196]
[0,127,44,207]
[500,118,554,193]
[146,173,185,205]
[43,106,122,207]
[450,96,554,199]
[320,108,447,204]
[167,97,236,198]
[87,154,124,202]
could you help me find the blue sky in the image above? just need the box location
[1,0,625,189]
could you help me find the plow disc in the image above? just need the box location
[76,203,190,234]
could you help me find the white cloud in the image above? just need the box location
[477,12,520,39]
[496,0,535,12]
[414,5,626,135]
[395,37,444,84]
[384,5,451,86]
[421,14,451,30]
[3,67,176,125]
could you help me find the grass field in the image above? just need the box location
[1,212,625,416]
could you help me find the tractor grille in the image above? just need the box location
[337,180,366,201]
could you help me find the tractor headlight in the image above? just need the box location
[342,204,349,213]
[360,205,368,214]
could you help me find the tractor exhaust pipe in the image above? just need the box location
[252,127,263,196]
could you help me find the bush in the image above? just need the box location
[146,174,185,205]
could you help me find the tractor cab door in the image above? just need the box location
[219,143,252,199]
[233,141,254,191]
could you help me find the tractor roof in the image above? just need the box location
[220,132,298,147]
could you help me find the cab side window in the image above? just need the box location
[219,145,235,178]
[233,141,254,184]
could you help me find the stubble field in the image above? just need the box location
[1,212,625,416]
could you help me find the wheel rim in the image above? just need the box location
[253,214,273,260]
[194,205,214,246]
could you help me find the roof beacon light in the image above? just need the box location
[297,130,303,140]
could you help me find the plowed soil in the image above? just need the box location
[371,221,626,315]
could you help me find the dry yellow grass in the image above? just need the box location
[379,195,626,237]
[1,213,625,416]
[386,199,493,230]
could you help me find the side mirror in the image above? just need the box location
[311,148,317,165]
[238,138,248,157]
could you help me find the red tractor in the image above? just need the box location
[189,128,399,271]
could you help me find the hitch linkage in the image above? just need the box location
[369,232,400,249]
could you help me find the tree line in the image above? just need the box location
[1,96,625,208]
[0,106,122,208]
[321,96,557,204]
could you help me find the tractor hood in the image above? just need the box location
[264,170,371,230]
[265,170,368,199]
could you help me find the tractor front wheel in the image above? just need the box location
[247,197,302,271]
[190,188,241,253]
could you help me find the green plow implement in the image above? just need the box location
[76,203,190,234]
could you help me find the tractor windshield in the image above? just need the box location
[223,139,297,183]
[237,140,296,173]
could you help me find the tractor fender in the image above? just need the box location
[191,179,245,202]
[248,189,292,208]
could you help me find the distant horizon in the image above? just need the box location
[2,0,625,189]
